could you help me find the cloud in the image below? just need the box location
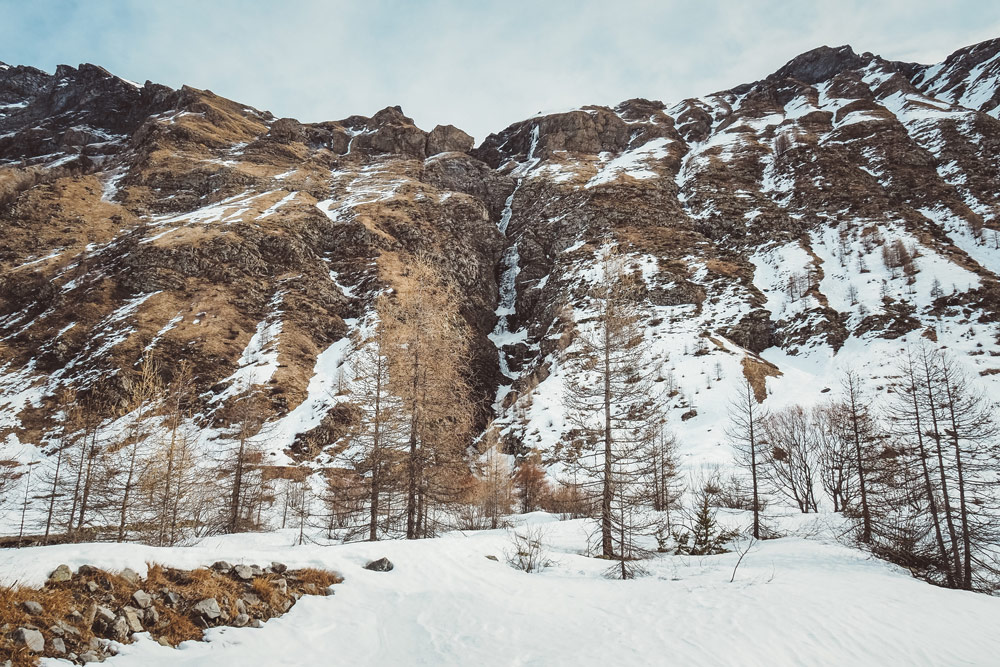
[1,0,997,142]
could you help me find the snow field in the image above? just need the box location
[1,514,998,666]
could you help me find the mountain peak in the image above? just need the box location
[771,44,867,84]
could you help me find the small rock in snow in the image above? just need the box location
[364,557,394,572]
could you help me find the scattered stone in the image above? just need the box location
[233,564,254,580]
[364,557,394,572]
[145,606,159,626]
[486,554,499,561]
[87,580,99,593]
[232,613,250,627]
[111,615,130,639]
[123,608,144,633]
[162,589,180,606]
[279,597,294,613]
[132,589,153,609]
[83,602,98,627]
[211,561,232,573]
[250,565,263,577]
[236,599,247,615]
[193,597,222,620]
[242,592,261,606]
[93,605,115,629]
[52,637,67,654]
[270,562,287,574]
[57,619,81,636]
[119,568,141,586]
[78,650,103,663]
[77,565,100,577]
[48,564,73,582]
[274,578,287,594]
[14,627,44,652]
[250,619,263,629]
[21,600,44,615]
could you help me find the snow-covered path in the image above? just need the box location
[3,516,999,666]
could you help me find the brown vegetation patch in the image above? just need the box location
[742,355,782,403]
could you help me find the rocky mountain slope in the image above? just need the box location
[2,38,1000,476]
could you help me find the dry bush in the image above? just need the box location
[291,567,343,590]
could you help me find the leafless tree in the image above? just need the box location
[727,376,768,538]
[761,405,820,513]
[562,244,664,561]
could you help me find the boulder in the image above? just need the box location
[364,557,394,572]
[211,561,232,573]
[119,567,141,586]
[93,605,115,629]
[48,564,73,582]
[51,636,66,654]
[270,562,287,574]
[426,124,474,156]
[233,564,254,580]
[14,627,44,652]
[111,615,130,639]
[21,600,43,615]
[132,589,153,609]
[232,613,250,627]
[123,608,144,633]
[193,597,222,620]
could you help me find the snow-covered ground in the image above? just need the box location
[3,513,1000,666]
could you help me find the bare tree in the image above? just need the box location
[220,385,271,534]
[381,255,474,539]
[815,402,857,513]
[727,376,768,538]
[513,451,549,514]
[842,370,876,542]
[761,405,820,513]
[562,244,664,564]
[346,310,408,541]
[644,421,683,532]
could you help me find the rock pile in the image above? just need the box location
[0,562,341,665]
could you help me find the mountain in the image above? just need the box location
[2,38,1000,474]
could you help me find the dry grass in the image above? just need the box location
[0,562,342,665]
[742,355,782,402]
[292,568,343,590]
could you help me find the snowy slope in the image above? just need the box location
[2,515,999,666]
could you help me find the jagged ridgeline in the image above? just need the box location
[1,38,1000,489]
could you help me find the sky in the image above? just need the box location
[1,0,998,142]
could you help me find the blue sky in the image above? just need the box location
[1,0,997,141]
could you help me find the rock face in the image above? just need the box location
[426,124,474,155]
[2,37,1000,479]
